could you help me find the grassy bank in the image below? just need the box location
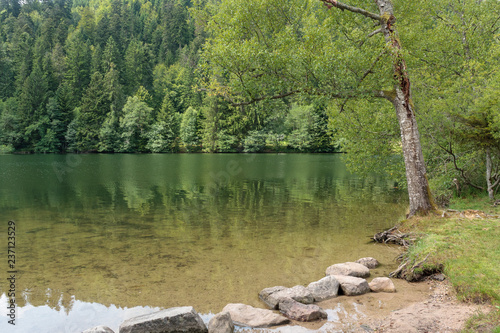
[395,196,500,332]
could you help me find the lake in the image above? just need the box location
[0,154,408,332]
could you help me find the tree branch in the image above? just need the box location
[367,27,383,38]
[232,90,301,106]
[320,0,382,22]
[438,139,484,191]
[231,88,386,106]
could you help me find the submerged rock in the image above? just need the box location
[326,262,370,278]
[369,277,396,293]
[259,285,314,309]
[222,303,289,328]
[306,275,340,301]
[332,275,370,296]
[119,306,207,333]
[278,298,327,322]
[356,257,380,269]
[82,326,115,333]
[208,312,234,333]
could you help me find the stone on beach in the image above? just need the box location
[325,262,371,278]
[306,275,340,301]
[259,285,314,309]
[208,312,234,333]
[278,298,328,322]
[355,257,380,269]
[369,277,396,293]
[119,306,207,333]
[332,275,370,296]
[222,303,289,328]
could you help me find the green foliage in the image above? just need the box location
[99,108,120,152]
[180,106,201,152]
[1,0,497,161]
[399,0,500,198]
[120,95,154,152]
[145,93,180,152]
[0,97,21,149]
[243,130,267,153]
[328,98,405,183]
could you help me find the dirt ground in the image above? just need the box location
[244,278,491,333]
[351,280,491,333]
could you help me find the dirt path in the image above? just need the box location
[355,280,490,333]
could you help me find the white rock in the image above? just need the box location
[326,262,371,278]
[369,277,396,293]
[222,303,289,328]
[332,275,370,296]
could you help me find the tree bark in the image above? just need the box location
[486,148,495,200]
[375,0,435,216]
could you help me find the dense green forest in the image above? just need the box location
[1,0,500,201]
[0,0,335,154]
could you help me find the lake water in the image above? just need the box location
[0,154,408,332]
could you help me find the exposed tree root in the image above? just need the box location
[372,226,417,246]
[374,226,441,281]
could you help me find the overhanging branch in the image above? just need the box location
[230,88,387,107]
[232,90,301,106]
[320,0,382,22]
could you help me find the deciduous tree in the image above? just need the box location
[200,0,435,216]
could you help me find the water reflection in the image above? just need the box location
[0,292,162,332]
[0,154,407,332]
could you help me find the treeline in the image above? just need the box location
[0,0,336,153]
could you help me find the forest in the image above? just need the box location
[1,0,500,201]
[0,0,334,155]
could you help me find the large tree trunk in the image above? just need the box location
[375,0,435,216]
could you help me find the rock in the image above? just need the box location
[369,277,396,293]
[326,262,370,278]
[306,275,340,301]
[208,312,234,333]
[431,273,446,281]
[258,286,287,309]
[333,275,370,296]
[355,257,380,269]
[82,326,115,333]
[259,285,314,309]
[222,303,289,328]
[278,298,327,322]
[119,306,207,333]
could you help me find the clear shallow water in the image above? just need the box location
[0,154,407,332]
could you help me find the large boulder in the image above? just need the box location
[259,285,314,309]
[332,275,370,296]
[355,257,380,269]
[325,262,370,278]
[306,275,340,302]
[222,303,289,328]
[278,298,327,322]
[119,306,207,333]
[208,312,234,333]
[369,277,396,293]
[82,326,115,333]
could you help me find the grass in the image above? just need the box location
[448,194,500,214]
[396,197,500,331]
